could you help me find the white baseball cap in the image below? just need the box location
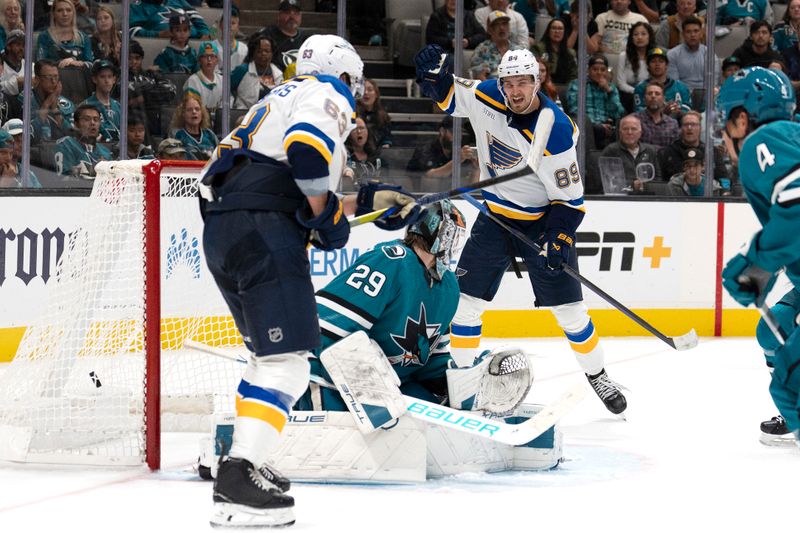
[2,118,23,136]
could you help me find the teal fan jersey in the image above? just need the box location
[314,241,459,384]
[738,120,800,286]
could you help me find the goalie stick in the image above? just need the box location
[183,339,585,446]
[459,194,699,351]
[350,107,556,228]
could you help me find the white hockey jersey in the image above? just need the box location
[438,77,584,221]
[203,74,356,195]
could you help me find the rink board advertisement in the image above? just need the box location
[0,197,762,360]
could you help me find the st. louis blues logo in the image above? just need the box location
[166,228,201,279]
[388,303,442,367]
[486,132,523,170]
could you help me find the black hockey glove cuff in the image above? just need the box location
[296,192,350,251]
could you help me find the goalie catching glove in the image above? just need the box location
[356,180,422,231]
[447,346,533,416]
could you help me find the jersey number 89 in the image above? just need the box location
[555,163,580,188]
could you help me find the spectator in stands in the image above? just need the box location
[169,92,218,160]
[35,0,93,68]
[125,39,177,137]
[566,1,600,55]
[659,110,727,187]
[26,59,75,141]
[567,53,625,150]
[721,55,742,83]
[667,146,728,196]
[717,0,771,27]
[53,103,112,178]
[633,47,691,118]
[475,0,530,50]
[154,14,198,74]
[357,79,393,148]
[615,21,654,113]
[343,117,383,190]
[90,5,121,66]
[212,6,247,71]
[1,119,41,187]
[718,106,748,187]
[544,0,572,19]
[0,29,24,96]
[655,0,705,50]
[539,59,563,110]
[0,0,23,52]
[733,20,783,69]
[406,115,478,180]
[601,114,661,191]
[666,16,708,91]
[634,81,680,148]
[258,0,310,74]
[781,38,800,98]
[70,0,94,35]
[0,129,25,187]
[231,33,283,110]
[129,0,210,40]
[774,0,800,53]
[629,0,660,24]
[595,0,649,56]
[532,17,577,85]
[156,137,187,160]
[80,60,121,143]
[470,10,512,80]
[126,114,154,160]
[425,0,487,53]
[184,41,223,115]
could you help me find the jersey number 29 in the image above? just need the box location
[346,265,386,297]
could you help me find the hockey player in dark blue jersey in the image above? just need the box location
[718,66,800,447]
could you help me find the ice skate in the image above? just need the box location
[586,369,627,415]
[759,416,795,447]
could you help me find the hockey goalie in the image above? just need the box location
[199,201,565,483]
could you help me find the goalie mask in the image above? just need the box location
[407,200,467,281]
[296,34,365,99]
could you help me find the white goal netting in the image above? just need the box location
[0,160,244,466]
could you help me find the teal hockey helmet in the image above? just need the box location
[717,66,796,125]
[407,200,467,281]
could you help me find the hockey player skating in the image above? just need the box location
[718,67,800,447]
[198,35,420,528]
[414,45,627,415]
[298,200,532,416]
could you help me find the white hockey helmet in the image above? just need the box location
[296,34,365,99]
[497,49,540,94]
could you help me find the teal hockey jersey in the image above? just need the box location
[738,120,800,286]
[314,241,460,386]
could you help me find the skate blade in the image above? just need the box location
[210,502,295,528]
[759,433,798,448]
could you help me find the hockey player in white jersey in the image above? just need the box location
[414,45,627,415]
[199,35,420,528]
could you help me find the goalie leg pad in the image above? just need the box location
[229,351,311,467]
[320,331,406,433]
[450,293,489,367]
[550,301,604,376]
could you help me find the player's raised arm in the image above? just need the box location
[415,44,479,117]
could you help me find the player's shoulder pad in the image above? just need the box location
[474,79,508,114]
[540,94,576,156]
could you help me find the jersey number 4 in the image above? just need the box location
[756,143,776,172]
[346,265,386,297]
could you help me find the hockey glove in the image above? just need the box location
[721,254,777,307]
[535,229,573,275]
[296,191,350,251]
[414,44,453,101]
[356,180,421,231]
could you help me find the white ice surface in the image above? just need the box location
[1,336,798,532]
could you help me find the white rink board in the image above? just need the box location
[0,197,761,329]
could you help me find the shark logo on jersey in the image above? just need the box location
[166,228,201,279]
[486,132,523,170]
[388,303,442,367]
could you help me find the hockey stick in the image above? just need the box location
[460,194,699,351]
[184,339,585,446]
[350,108,556,228]
[758,305,788,345]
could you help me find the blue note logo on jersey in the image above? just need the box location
[388,303,443,367]
[486,132,523,170]
[166,228,201,279]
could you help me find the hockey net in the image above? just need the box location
[0,160,244,468]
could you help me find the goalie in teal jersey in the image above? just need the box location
[296,200,532,415]
[718,67,800,446]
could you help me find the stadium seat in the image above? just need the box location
[534,15,551,42]
[714,24,748,60]
[161,72,191,103]
[387,0,430,66]
[59,67,92,107]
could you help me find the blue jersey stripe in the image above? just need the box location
[483,190,548,213]
[564,321,595,344]
[237,380,293,413]
[451,324,482,336]
[285,122,336,153]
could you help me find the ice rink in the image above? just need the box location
[2,335,798,532]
